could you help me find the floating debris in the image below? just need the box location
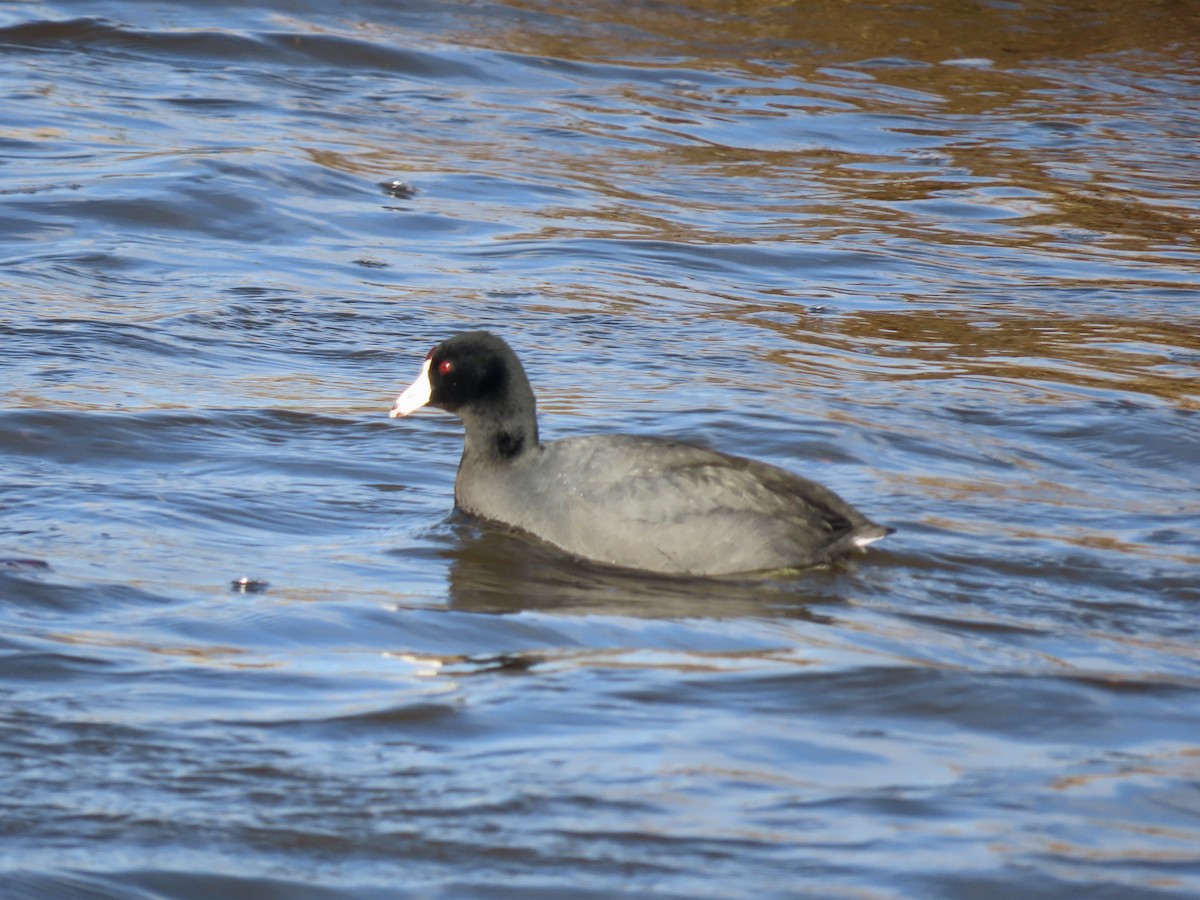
[380,179,417,199]
[230,577,270,593]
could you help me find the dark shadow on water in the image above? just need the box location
[437,514,867,620]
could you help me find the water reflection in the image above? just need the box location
[469,0,1197,67]
[744,307,1200,407]
[438,516,854,618]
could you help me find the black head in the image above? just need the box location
[390,331,539,459]
[426,332,527,414]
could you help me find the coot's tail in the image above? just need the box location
[850,521,893,549]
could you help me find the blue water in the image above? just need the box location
[2,2,1199,897]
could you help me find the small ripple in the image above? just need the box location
[0,17,492,81]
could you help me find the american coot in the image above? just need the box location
[389,331,891,576]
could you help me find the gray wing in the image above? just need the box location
[485,435,877,575]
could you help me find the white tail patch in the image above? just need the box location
[852,526,892,549]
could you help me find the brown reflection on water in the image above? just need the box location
[471,0,1198,66]
[744,306,1200,407]
[441,0,1200,262]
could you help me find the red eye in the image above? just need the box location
[438,359,454,375]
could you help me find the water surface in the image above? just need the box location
[2,1,1198,897]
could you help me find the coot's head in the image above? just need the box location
[389,331,538,456]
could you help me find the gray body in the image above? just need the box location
[456,433,887,576]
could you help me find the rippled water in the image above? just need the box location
[2,1,1199,897]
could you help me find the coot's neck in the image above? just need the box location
[458,377,540,463]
